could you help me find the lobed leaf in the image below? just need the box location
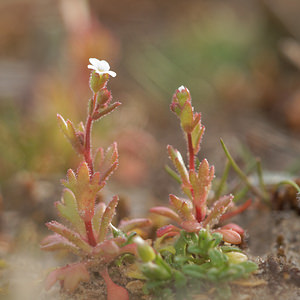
[45,262,90,293]
[46,221,92,254]
[94,142,119,183]
[98,195,119,243]
[62,162,105,222]
[169,194,195,222]
[202,195,233,228]
[40,234,82,256]
[55,189,86,237]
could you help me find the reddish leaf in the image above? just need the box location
[45,263,90,293]
[100,268,129,300]
[118,218,152,232]
[40,234,81,256]
[149,206,181,223]
[46,221,92,254]
[215,229,242,245]
[156,225,181,237]
[220,223,244,236]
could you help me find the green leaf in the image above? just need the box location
[169,194,195,222]
[141,262,172,281]
[167,145,189,188]
[92,202,106,234]
[191,120,204,155]
[208,249,228,267]
[55,189,85,237]
[220,246,242,253]
[57,114,84,154]
[98,195,119,242]
[62,162,105,222]
[238,261,258,274]
[180,102,194,133]
[182,264,207,279]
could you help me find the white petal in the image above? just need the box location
[97,60,110,72]
[87,64,97,70]
[89,58,100,67]
[107,70,117,77]
[178,85,186,92]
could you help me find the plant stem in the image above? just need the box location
[85,220,97,246]
[187,132,195,171]
[84,94,97,173]
[220,139,266,200]
[277,180,300,193]
[215,161,230,200]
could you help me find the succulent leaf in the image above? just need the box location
[215,229,242,245]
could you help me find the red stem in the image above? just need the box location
[85,220,97,246]
[84,94,97,174]
[187,132,195,171]
[83,93,98,246]
[220,198,252,222]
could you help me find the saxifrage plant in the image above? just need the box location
[41,58,150,299]
[41,59,258,300]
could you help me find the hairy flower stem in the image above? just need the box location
[187,133,195,171]
[83,93,98,246]
[84,94,97,174]
[85,220,97,247]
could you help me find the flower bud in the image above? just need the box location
[133,236,156,262]
[89,71,108,93]
[225,252,248,264]
[97,88,112,107]
[174,86,191,106]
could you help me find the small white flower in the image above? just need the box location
[87,58,117,77]
[178,85,189,93]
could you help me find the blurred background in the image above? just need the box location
[1,0,300,297]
